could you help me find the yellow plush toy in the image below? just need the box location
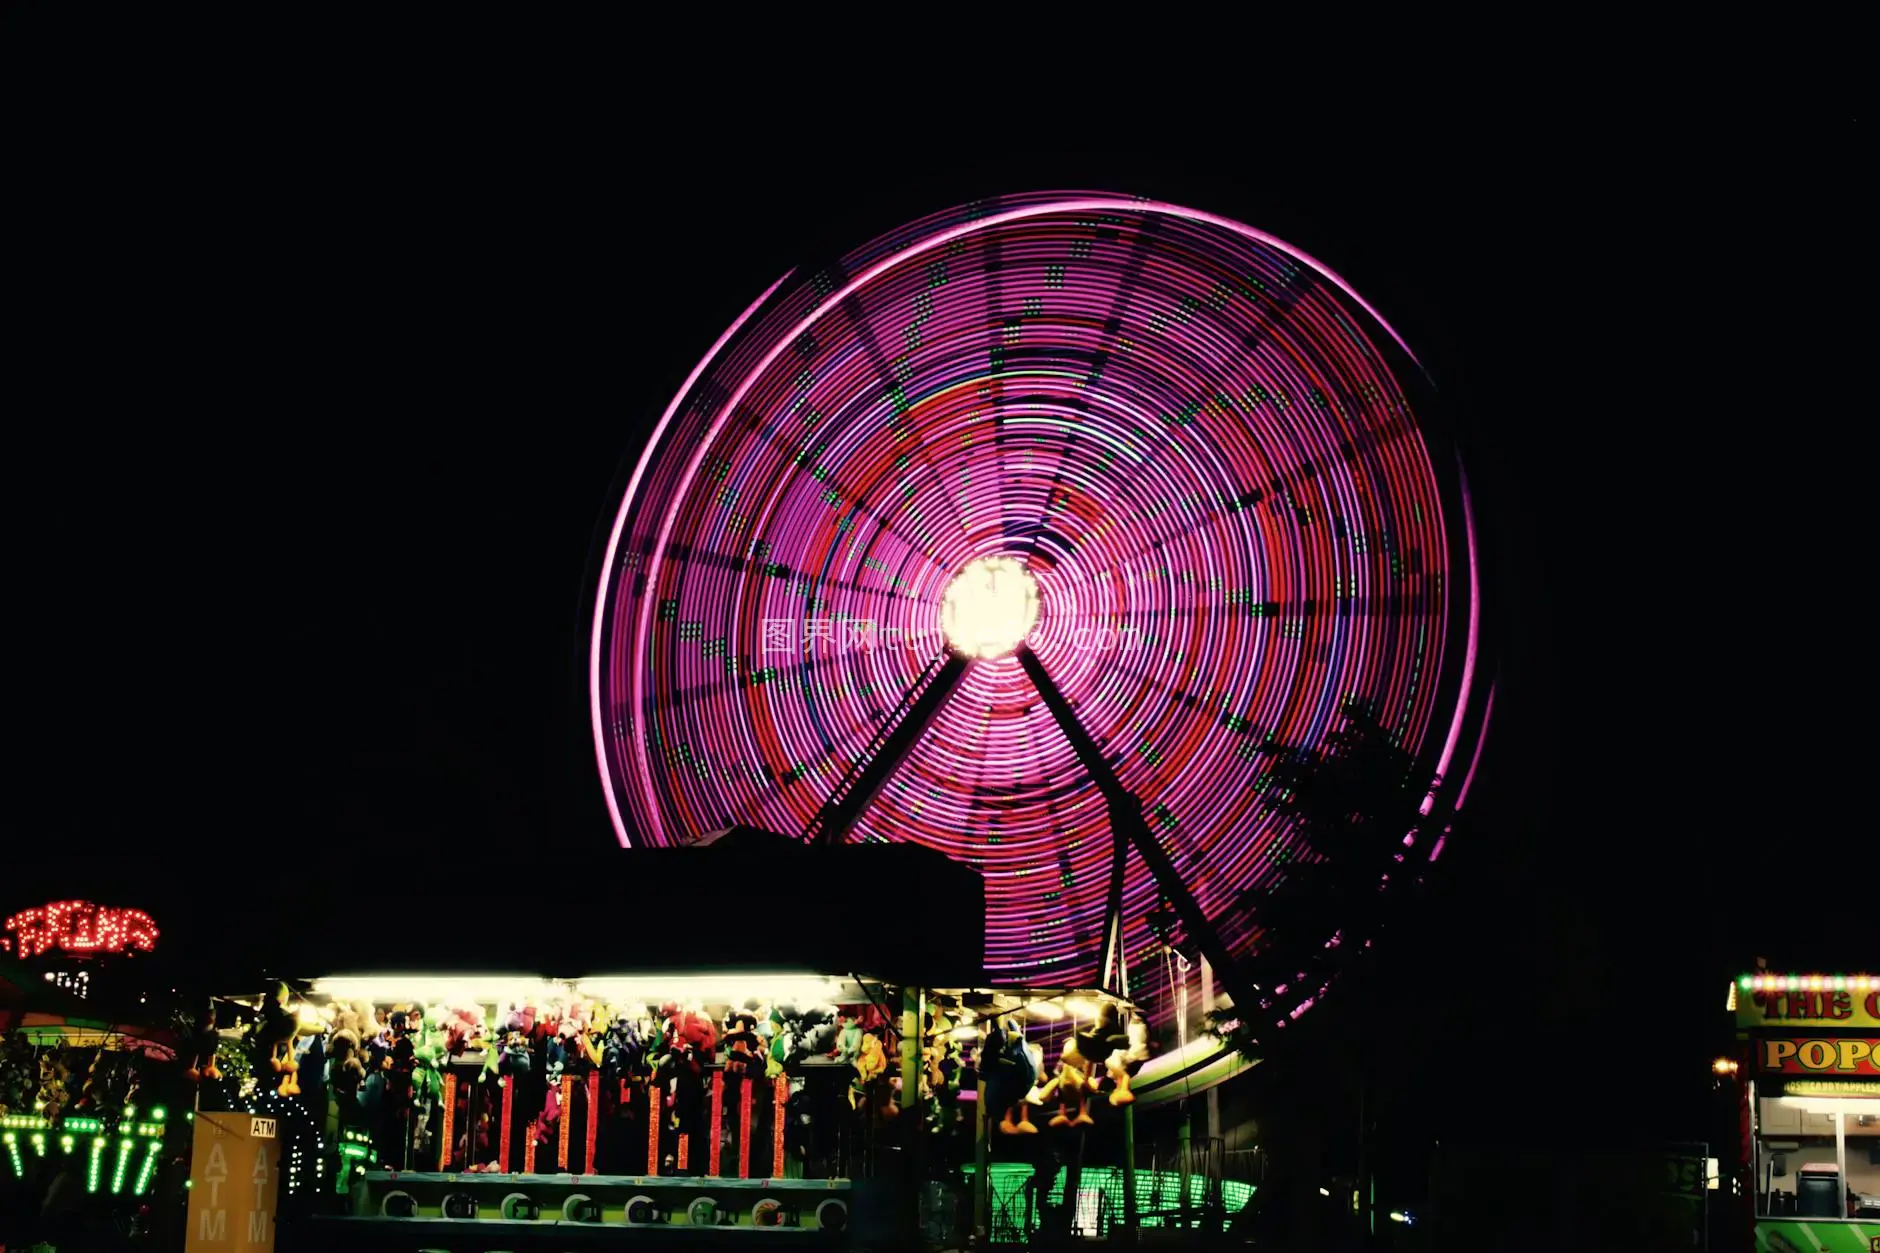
[850,1030,887,1108]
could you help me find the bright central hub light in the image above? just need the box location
[941,556,1040,659]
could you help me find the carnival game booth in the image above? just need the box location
[1728,969,1880,1251]
[182,835,985,1250]
[0,949,179,1249]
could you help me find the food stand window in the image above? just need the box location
[1754,1091,1880,1218]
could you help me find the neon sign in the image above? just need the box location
[2,901,159,958]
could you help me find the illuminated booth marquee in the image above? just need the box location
[1726,971,1880,1248]
[3,901,159,959]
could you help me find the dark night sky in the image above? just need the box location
[8,80,1864,1145]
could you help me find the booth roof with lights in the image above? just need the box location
[1726,970,1880,1248]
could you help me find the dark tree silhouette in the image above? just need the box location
[1211,698,1429,1055]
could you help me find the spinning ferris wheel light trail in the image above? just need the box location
[591,191,1489,1011]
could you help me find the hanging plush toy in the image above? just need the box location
[656,1002,716,1131]
[537,1035,566,1145]
[1046,1033,1097,1129]
[832,1011,862,1067]
[795,1006,839,1066]
[182,1001,222,1084]
[68,1051,104,1114]
[1106,1013,1152,1106]
[297,1031,328,1110]
[253,983,301,1096]
[329,1001,370,1043]
[985,1018,1038,1135]
[499,1005,534,1081]
[40,1050,76,1122]
[604,1005,652,1088]
[328,1028,367,1127]
[764,1004,795,1078]
[0,1032,35,1115]
[849,1028,888,1110]
[721,1006,761,1080]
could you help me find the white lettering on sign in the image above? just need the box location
[204,1139,228,1211]
[251,1144,272,1244]
[249,1118,276,1140]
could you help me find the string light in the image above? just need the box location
[134,1139,160,1195]
[111,1138,133,1194]
[4,1132,23,1178]
[1742,973,1877,992]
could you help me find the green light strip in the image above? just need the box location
[4,1134,22,1178]
[111,1139,132,1194]
[134,1140,161,1195]
[88,1137,105,1193]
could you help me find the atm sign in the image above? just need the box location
[1758,1038,1880,1075]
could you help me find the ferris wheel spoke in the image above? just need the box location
[804,648,969,847]
[1016,644,1250,1004]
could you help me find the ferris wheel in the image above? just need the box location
[591,192,1489,1024]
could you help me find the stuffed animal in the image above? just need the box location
[984,1018,1038,1135]
[411,1006,448,1070]
[833,1012,863,1067]
[501,1027,532,1078]
[849,1029,888,1110]
[924,1011,959,1090]
[1106,1014,1152,1106]
[442,1006,484,1058]
[602,1006,652,1087]
[1046,1034,1097,1129]
[70,1052,105,1113]
[0,1032,35,1115]
[536,1036,566,1144]
[38,1051,71,1121]
[328,1027,367,1121]
[721,1007,761,1080]
[118,1053,144,1117]
[253,983,301,1096]
[654,1002,716,1132]
[329,1001,371,1042]
[293,1031,325,1108]
[795,1005,839,1064]
[558,1018,603,1071]
[181,1001,222,1084]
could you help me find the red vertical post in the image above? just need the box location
[677,1133,690,1172]
[524,1119,537,1174]
[499,1079,514,1173]
[647,1085,661,1175]
[585,1072,601,1175]
[738,1079,753,1178]
[772,1075,787,1178]
[557,1076,573,1170]
[437,1075,457,1172]
[708,1071,725,1177]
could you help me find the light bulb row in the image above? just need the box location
[1740,974,1877,992]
